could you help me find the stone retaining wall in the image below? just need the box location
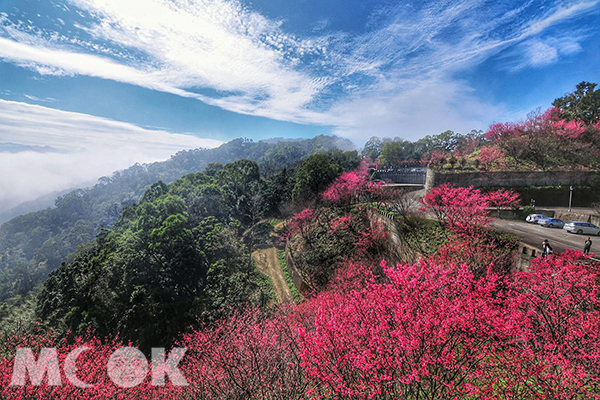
[554,211,600,225]
[424,169,596,192]
[515,242,542,271]
[284,246,310,294]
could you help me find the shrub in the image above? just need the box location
[519,205,535,220]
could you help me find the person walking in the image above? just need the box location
[584,237,592,255]
[542,239,553,257]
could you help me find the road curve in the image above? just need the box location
[491,219,598,254]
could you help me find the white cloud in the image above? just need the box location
[520,0,599,37]
[312,19,329,32]
[0,0,330,122]
[0,100,221,211]
[321,0,599,139]
[329,78,506,142]
[24,94,56,102]
[0,0,598,140]
[501,32,587,71]
[528,41,559,66]
[0,36,203,97]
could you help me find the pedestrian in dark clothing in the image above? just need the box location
[542,239,552,257]
[584,237,592,255]
[531,199,536,209]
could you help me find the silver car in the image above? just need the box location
[538,218,565,228]
[563,221,600,235]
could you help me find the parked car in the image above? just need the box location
[526,214,548,223]
[535,216,552,225]
[538,218,565,228]
[563,221,600,235]
[411,168,425,172]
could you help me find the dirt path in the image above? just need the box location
[252,247,294,304]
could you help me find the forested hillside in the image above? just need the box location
[34,150,360,350]
[38,163,265,351]
[3,161,600,399]
[0,135,353,305]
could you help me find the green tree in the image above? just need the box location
[361,137,384,160]
[217,160,262,224]
[329,150,361,172]
[292,154,340,202]
[186,184,226,224]
[260,168,294,217]
[203,162,224,177]
[139,181,168,203]
[553,81,600,125]
[379,141,407,165]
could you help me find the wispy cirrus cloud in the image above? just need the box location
[0,100,221,211]
[324,0,600,140]
[0,0,598,139]
[24,94,56,102]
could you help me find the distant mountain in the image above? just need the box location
[0,142,59,153]
[258,136,355,152]
[0,189,74,225]
[0,135,355,303]
[257,137,306,144]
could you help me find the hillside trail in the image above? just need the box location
[252,247,294,304]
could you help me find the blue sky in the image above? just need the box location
[0,0,599,210]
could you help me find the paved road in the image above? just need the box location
[491,219,597,254]
[396,189,598,255]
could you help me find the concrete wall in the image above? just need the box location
[424,169,595,192]
[424,167,436,192]
[554,210,600,225]
[368,208,412,265]
[285,247,310,293]
[489,208,555,219]
[515,242,541,271]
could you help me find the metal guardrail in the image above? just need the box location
[374,208,395,220]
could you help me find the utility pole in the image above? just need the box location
[569,186,573,212]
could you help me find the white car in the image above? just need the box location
[563,221,600,235]
[526,214,548,224]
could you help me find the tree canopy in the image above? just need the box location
[553,81,600,125]
[37,166,268,351]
